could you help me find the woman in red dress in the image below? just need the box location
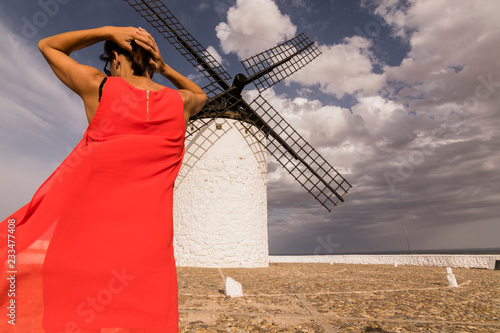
[1,26,206,332]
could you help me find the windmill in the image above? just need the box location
[125,0,352,267]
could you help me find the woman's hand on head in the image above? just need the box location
[108,26,141,52]
[133,27,167,73]
[131,27,207,117]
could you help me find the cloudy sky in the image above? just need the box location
[0,0,498,255]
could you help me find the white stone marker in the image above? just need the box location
[225,276,243,297]
[446,267,458,287]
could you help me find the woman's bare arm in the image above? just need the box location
[38,26,142,98]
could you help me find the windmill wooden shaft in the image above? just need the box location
[125,0,352,267]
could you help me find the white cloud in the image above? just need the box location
[379,0,500,117]
[206,45,223,65]
[215,0,297,59]
[259,89,352,148]
[351,95,406,134]
[373,0,412,39]
[287,36,387,98]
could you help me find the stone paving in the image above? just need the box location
[177,263,500,332]
[1,261,498,332]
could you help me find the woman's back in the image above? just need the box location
[89,76,185,139]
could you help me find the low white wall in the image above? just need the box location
[269,254,500,269]
[20,241,500,269]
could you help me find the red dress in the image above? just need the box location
[0,76,185,332]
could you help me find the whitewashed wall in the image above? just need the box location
[173,119,269,268]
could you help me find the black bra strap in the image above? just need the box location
[98,77,108,102]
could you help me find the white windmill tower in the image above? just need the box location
[126,0,352,268]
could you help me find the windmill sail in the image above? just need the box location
[241,33,321,93]
[238,96,351,210]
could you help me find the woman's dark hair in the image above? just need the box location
[99,40,154,78]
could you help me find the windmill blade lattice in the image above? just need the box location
[238,95,351,211]
[186,90,244,138]
[125,0,231,98]
[241,33,321,93]
[175,118,231,188]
